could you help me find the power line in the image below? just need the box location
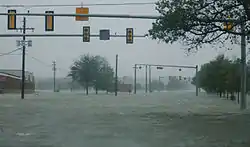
[0,48,22,57]
[30,56,51,67]
[30,56,69,72]
[0,2,156,8]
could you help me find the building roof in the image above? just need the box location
[0,69,33,78]
[0,72,21,80]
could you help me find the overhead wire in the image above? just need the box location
[30,56,51,67]
[0,50,69,72]
[30,56,69,72]
[0,48,22,57]
[0,2,156,8]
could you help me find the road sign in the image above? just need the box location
[76,7,89,21]
[157,66,163,70]
[45,11,54,31]
[27,40,32,47]
[7,10,16,30]
[83,26,90,42]
[16,40,21,47]
[126,28,133,44]
[99,29,110,40]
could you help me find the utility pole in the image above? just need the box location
[16,14,34,99]
[149,65,152,93]
[21,17,26,99]
[134,64,137,94]
[115,54,118,96]
[195,65,199,97]
[145,65,148,93]
[240,22,247,110]
[52,61,56,92]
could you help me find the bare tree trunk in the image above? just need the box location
[219,91,222,98]
[226,92,229,99]
[95,88,98,95]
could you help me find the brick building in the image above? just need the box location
[0,70,35,94]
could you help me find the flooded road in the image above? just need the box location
[0,91,249,147]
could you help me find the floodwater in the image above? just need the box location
[0,91,249,147]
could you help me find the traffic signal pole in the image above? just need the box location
[145,65,148,93]
[52,61,56,92]
[134,64,137,94]
[134,63,198,96]
[240,22,247,110]
[195,65,198,97]
[149,65,152,93]
[115,54,118,96]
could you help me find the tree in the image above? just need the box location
[193,55,243,99]
[92,56,114,94]
[68,54,98,95]
[149,0,250,51]
[68,54,114,95]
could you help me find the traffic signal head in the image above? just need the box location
[8,9,16,30]
[223,16,233,30]
[223,22,233,30]
[83,26,90,42]
[126,28,133,44]
[45,11,54,31]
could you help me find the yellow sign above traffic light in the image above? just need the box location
[8,10,16,30]
[45,11,54,31]
[76,7,89,21]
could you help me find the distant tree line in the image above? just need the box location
[193,55,250,101]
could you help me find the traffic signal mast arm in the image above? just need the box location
[3,12,160,19]
[3,12,243,23]
[136,64,197,69]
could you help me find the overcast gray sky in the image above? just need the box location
[0,0,242,79]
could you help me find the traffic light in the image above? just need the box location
[223,16,233,30]
[83,26,90,42]
[223,22,233,30]
[126,28,133,44]
[8,10,16,30]
[45,11,54,31]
